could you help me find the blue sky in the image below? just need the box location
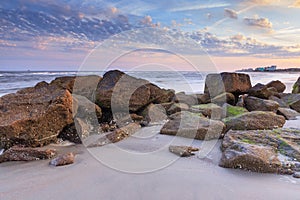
[1,0,300,71]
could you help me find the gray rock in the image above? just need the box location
[245,96,279,112]
[277,108,300,120]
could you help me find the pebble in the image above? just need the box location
[293,172,300,178]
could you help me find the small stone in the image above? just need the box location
[293,172,300,178]
[169,145,199,157]
[50,152,75,166]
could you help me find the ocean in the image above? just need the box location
[0,71,299,97]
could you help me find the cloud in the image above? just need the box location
[244,15,273,29]
[247,0,281,5]
[169,3,229,12]
[231,34,246,41]
[291,0,300,7]
[224,8,238,19]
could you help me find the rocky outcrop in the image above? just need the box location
[169,145,199,157]
[49,152,75,166]
[292,77,300,94]
[244,96,279,112]
[266,80,286,93]
[248,83,272,99]
[0,146,56,163]
[220,129,300,173]
[277,108,300,120]
[204,72,252,98]
[0,85,74,149]
[224,111,285,130]
[95,70,174,112]
[160,111,225,140]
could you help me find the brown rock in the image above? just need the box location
[204,72,251,98]
[196,93,211,104]
[211,92,235,106]
[49,152,75,166]
[160,111,225,140]
[167,103,189,115]
[266,80,286,93]
[169,145,199,157]
[0,146,56,163]
[224,111,285,130]
[190,103,224,119]
[141,104,168,124]
[244,96,279,112]
[148,84,175,104]
[0,85,74,149]
[248,83,272,99]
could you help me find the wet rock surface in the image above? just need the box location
[0,146,56,163]
[220,129,300,173]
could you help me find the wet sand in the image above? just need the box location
[1,120,300,200]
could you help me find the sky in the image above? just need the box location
[1,0,300,71]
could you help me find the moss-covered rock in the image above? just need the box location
[222,103,248,117]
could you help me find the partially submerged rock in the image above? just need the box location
[160,111,225,140]
[0,146,56,163]
[169,145,199,157]
[49,152,75,166]
[224,111,285,130]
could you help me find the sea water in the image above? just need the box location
[0,71,299,97]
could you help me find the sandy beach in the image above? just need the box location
[1,118,300,200]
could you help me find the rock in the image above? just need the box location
[204,72,251,98]
[73,94,102,121]
[224,111,285,130]
[85,123,141,147]
[244,96,279,112]
[248,83,272,99]
[211,92,235,106]
[160,111,225,140]
[190,103,224,119]
[220,129,300,173]
[95,70,173,112]
[50,75,102,101]
[281,93,300,112]
[58,123,82,144]
[267,87,280,98]
[220,142,281,173]
[169,145,199,157]
[141,104,168,124]
[293,172,300,178]
[196,93,211,104]
[269,96,289,108]
[0,146,56,163]
[266,80,286,93]
[174,92,198,105]
[74,118,94,140]
[292,77,300,94]
[167,103,189,115]
[49,152,75,166]
[0,84,74,149]
[222,103,248,118]
[277,108,300,120]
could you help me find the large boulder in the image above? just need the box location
[0,84,74,149]
[224,111,285,130]
[220,129,300,173]
[95,70,174,112]
[266,80,286,93]
[160,111,225,140]
[204,72,251,98]
[248,83,272,99]
[244,96,279,112]
[292,77,300,94]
